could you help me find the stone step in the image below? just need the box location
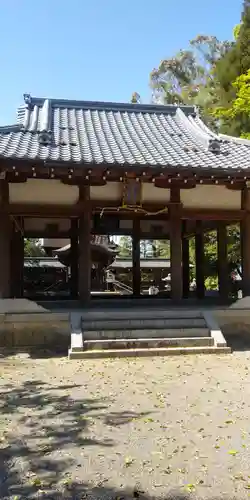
[81,309,204,321]
[82,318,206,331]
[83,327,210,340]
[83,337,214,350]
[69,345,231,359]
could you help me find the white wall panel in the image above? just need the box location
[10,180,79,205]
[181,185,241,209]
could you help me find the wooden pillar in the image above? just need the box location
[11,217,24,298]
[241,188,250,296]
[0,180,11,298]
[182,222,189,299]
[217,222,228,302]
[70,218,78,299]
[132,218,141,297]
[78,186,91,305]
[195,220,205,299]
[169,192,183,301]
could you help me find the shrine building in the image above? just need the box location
[1,93,250,304]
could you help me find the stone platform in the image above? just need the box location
[69,306,230,359]
[1,297,250,357]
[0,299,70,351]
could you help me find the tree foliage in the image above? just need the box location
[118,236,132,257]
[24,239,45,257]
[128,3,248,287]
[118,237,170,259]
[214,0,250,135]
[150,35,230,127]
[131,92,140,103]
[149,1,250,136]
[214,70,250,138]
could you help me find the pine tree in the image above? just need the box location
[214,0,250,135]
[239,0,250,72]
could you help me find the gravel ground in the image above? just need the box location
[1,351,250,500]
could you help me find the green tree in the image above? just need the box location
[214,69,250,138]
[131,92,140,103]
[155,240,170,258]
[150,35,229,127]
[118,236,132,257]
[214,1,250,135]
[24,239,45,257]
[233,23,242,40]
[189,225,241,290]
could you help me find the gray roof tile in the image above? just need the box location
[0,94,250,170]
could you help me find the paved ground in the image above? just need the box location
[1,351,250,500]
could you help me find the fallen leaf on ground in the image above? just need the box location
[124,457,134,467]
[228,450,238,456]
[184,483,196,492]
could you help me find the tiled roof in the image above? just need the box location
[0,93,250,170]
[110,258,171,269]
[24,257,65,268]
[55,235,117,255]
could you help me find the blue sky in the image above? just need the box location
[0,0,242,125]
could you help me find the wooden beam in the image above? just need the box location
[11,217,24,298]
[62,179,107,186]
[241,188,250,296]
[9,204,85,217]
[0,180,11,297]
[154,179,196,189]
[183,209,244,221]
[3,157,250,180]
[217,222,229,302]
[8,197,245,222]
[169,202,182,301]
[170,186,181,203]
[25,231,70,239]
[78,186,91,304]
[225,182,245,190]
[132,218,141,297]
[195,221,205,300]
[0,179,9,207]
[70,218,78,299]
[182,221,190,299]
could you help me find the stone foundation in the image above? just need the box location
[0,299,70,350]
[215,309,250,337]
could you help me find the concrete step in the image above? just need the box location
[82,318,206,331]
[83,327,210,340]
[81,309,204,321]
[83,337,214,350]
[69,345,231,359]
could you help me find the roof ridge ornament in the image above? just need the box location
[39,130,52,146]
[38,99,52,145]
[40,99,51,132]
[208,138,221,154]
[23,93,33,109]
[194,105,201,117]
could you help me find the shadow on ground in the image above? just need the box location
[0,348,68,359]
[225,333,250,352]
[0,479,242,500]
[0,378,152,499]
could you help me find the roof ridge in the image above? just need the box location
[23,95,196,116]
[176,107,211,148]
[0,92,249,169]
[219,133,250,146]
[0,123,21,134]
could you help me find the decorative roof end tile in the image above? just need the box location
[39,130,52,146]
[208,138,221,154]
[23,93,33,109]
